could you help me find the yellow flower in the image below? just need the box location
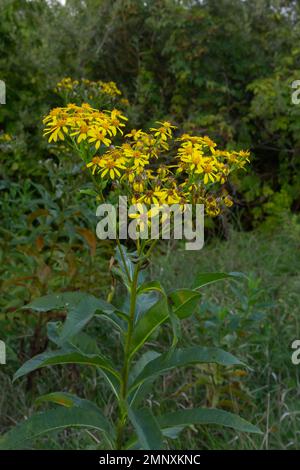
[238,150,250,161]
[125,129,146,140]
[133,179,145,193]
[179,147,204,172]
[128,203,161,232]
[99,81,122,97]
[196,157,219,184]
[0,133,12,142]
[55,77,74,92]
[136,188,164,205]
[66,103,80,111]
[150,121,176,141]
[122,145,149,167]
[43,102,250,221]
[158,188,182,204]
[128,203,151,232]
[86,156,102,174]
[223,195,233,207]
[43,107,66,124]
[98,154,126,180]
[70,121,90,143]
[120,98,130,106]
[88,127,111,149]
[201,135,217,151]
[43,117,69,142]
[206,197,221,217]
[110,109,127,134]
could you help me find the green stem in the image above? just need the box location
[115,257,140,449]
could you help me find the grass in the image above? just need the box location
[151,213,300,449]
[1,213,300,449]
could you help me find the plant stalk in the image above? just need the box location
[115,258,140,449]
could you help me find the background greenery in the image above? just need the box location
[1,0,300,449]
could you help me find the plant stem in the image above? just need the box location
[115,258,140,449]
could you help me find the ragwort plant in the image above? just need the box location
[0,92,261,450]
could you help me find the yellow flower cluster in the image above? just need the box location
[43,103,127,144]
[0,133,12,143]
[55,78,122,98]
[177,134,249,183]
[43,104,250,217]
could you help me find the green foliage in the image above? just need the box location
[0,402,114,450]
[1,0,300,452]
[0,247,260,449]
[1,0,300,224]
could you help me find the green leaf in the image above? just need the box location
[25,292,118,344]
[13,349,120,385]
[59,295,115,344]
[47,322,62,345]
[34,392,107,416]
[130,351,161,382]
[134,292,160,322]
[115,244,135,283]
[194,272,242,289]
[24,292,87,312]
[47,322,100,355]
[129,346,244,394]
[137,281,165,296]
[0,405,114,450]
[79,188,98,197]
[158,408,261,434]
[128,351,160,408]
[128,408,163,450]
[69,332,101,355]
[129,296,169,359]
[35,392,88,408]
[169,289,201,319]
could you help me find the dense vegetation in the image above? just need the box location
[0,0,300,450]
